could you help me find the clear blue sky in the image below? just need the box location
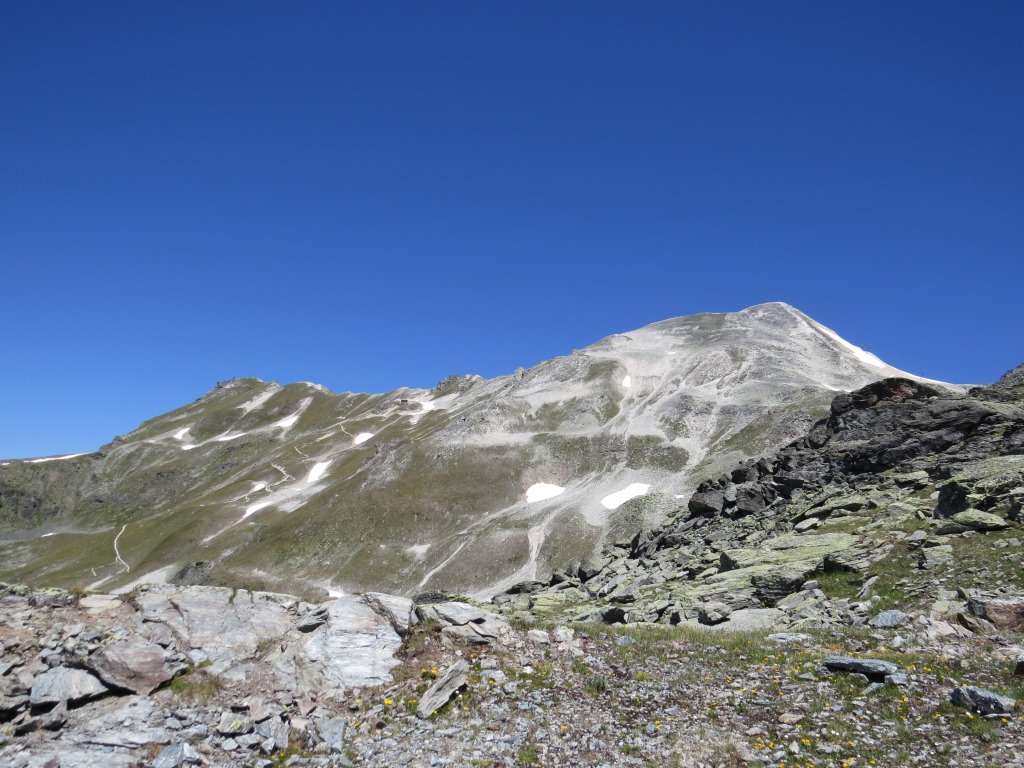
[2,2,1022,458]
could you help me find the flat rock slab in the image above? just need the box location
[953,510,1010,531]
[951,685,1017,715]
[135,586,296,668]
[87,639,172,694]
[868,610,911,628]
[417,659,469,719]
[30,666,109,705]
[63,695,172,749]
[823,655,899,680]
[299,595,402,690]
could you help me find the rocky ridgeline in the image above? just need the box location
[496,369,1024,632]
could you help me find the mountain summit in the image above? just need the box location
[0,303,943,597]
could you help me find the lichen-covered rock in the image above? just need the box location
[953,509,1010,531]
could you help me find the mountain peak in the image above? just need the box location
[0,304,945,599]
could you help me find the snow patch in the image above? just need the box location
[306,461,331,484]
[601,483,651,510]
[622,375,632,388]
[816,324,887,370]
[526,483,566,503]
[275,413,301,428]
[172,427,191,440]
[354,432,374,445]
[25,453,88,463]
[327,588,346,598]
[236,387,278,414]
[215,432,246,442]
[243,501,273,520]
[181,444,197,451]
[41,532,57,538]
[111,565,178,595]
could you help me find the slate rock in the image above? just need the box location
[299,596,403,689]
[318,717,347,753]
[87,639,172,694]
[153,742,202,768]
[29,666,109,705]
[950,685,1017,715]
[688,489,725,516]
[217,710,253,735]
[255,716,289,751]
[822,656,899,680]
[416,659,469,719]
[868,610,911,628]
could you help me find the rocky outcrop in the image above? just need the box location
[0,581,510,766]
[497,367,1024,629]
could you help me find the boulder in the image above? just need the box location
[967,595,1024,631]
[697,602,732,625]
[29,666,109,705]
[952,510,1010,531]
[688,489,725,516]
[87,639,172,694]
[217,710,253,735]
[153,742,202,768]
[950,685,1016,715]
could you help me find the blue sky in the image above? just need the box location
[2,2,1021,458]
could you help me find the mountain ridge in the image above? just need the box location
[0,303,951,600]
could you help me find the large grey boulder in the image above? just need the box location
[30,666,108,705]
[87,639,172,694]
[950,685,1017,715]
[952,510,1010,531]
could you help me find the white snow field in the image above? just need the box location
[526,483,566,503]
[354,432,374,445]
[601,483,651,510]
[306,461,332,484]
[24,453,88,463]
